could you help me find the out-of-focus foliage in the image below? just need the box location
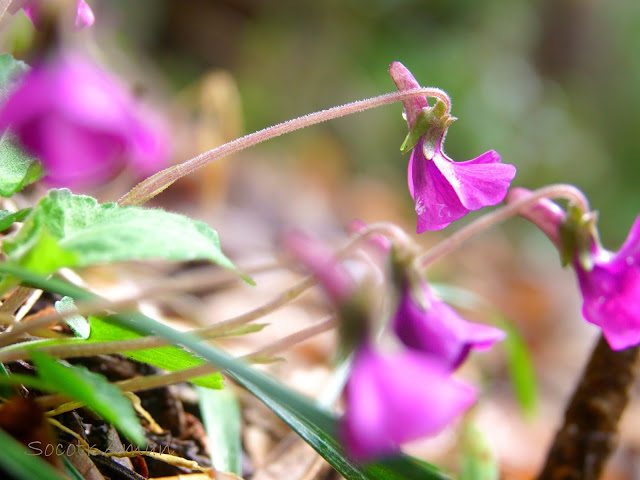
[111,0,640,244]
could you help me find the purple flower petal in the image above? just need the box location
[340,344,476,461]
[74,0,94,29]
[575,219,640,351]
[0,52,169,188]
[613,214,640,265]
[409,146,516,232]
[410,145,470,232]
[433,150,517,211]
[390,62,516,233]
[283,231,354,303]
[393,281,505,369]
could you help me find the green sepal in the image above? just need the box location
[399,100,456,159]
[559,206,599,270]
[400,108,434,154]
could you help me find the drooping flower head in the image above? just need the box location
[284,231,374,358]
[392,274,505,370]
[9,0,95,30]
[508,187,640,351]
[284,230,481,460]
[389,62,516,232]
[341,342,476,461]
[0,52,169,188]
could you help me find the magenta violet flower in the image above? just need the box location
[389,61,516,232]
[392,278,505,369]
[341,342,476,461]
[0,52,169,188]
[284,231,354,303]
[508,187,640,350]
[285,232,478,460]
[9,0,95,30]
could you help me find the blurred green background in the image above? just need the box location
[111,0,639,245]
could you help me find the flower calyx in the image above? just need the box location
[400,100,457,159]
[559,205,600,271]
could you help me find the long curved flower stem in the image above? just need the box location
[243,315,337,363]
[537,335,640,480]
[414,184,590,271]
[36,316,337,409]
[118,87,451,206]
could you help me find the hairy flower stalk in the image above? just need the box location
[389,62,516,232]
[118,87,452,206]
[414,184,590,270]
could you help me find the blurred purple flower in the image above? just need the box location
[393,279,505,369]
[9,0,95,30]
[389,61,516,232]
[340,343,476,461]
[0,52,169,188]
[509,188,640,350]
[284,231,354,303]
[347,219,392,255]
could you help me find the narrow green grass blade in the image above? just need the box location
[0,427,69,480]
[459,423,499,480]
[198,386,242,475]
[497,318,538,416]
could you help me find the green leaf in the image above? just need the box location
[0,133,43,197]
[4,188,244,277]
[0,361,14,398]
[54,297,90,340]
[0,264,449,480]
[198,387,242,475]
[18,228,79,274]
[88,315,224,390]
[498,318,538,416]
[0,53,29,95]
[0,427,69,480]
[30,351,146,446]
[61,455,87,480]
[0,208,31,231]
[459,423,499,480]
